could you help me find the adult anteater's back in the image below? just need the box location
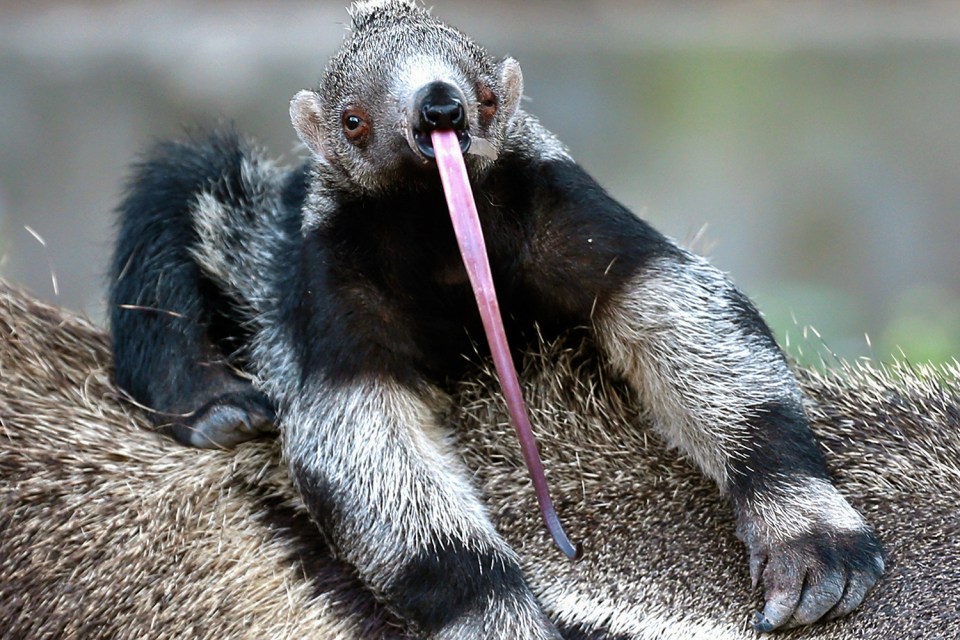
[1,280,958,639]
[0,280,396,640]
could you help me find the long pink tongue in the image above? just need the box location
[431,129,580,559]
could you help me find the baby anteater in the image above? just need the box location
[109,1,883,637]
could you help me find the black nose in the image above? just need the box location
[416,81,467,133]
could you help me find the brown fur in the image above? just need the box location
[1,279,958,639]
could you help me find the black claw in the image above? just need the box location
[793,569,846,625]
[752,611,774,633]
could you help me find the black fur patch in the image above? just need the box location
[256,494,410,639]
[288,153,683,391]
[728,400,830,499]
[110,129,261,419]
[558,625,635,640]
[385,539,529,634]
[281,162,311,213]
[724,286,780,348]
[488,156,683,330]
[286,456,343,548]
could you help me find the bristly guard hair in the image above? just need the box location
[108,0,883,635]
[2,281,959,639]
[349,0,423,30]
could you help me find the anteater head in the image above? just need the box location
[290,0,524,194]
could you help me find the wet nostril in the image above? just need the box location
[415,81,469,134]
[450,103,465,128]
[421,101,465,132]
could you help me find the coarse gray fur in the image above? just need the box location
[176,0,883,638]
[94,0,895,635]
[2,281,958,639]
[170,2,885,636]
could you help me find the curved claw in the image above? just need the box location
[753,553,803,632]
[826,557,885,621]
[792,566,846,626]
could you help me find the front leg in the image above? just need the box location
[279,375,558,639]
[594,252,883,631]
[518,155,883,631]
[182,148,556,637]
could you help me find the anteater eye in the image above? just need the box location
[341,108,370,143]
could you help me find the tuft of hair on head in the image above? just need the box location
[348,0,425,31]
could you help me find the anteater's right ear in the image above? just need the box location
[290,90,328,159]
[498,57,524,121]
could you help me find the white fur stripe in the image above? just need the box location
[546,588,745,640]
[281,378,511,583]
[746,476,867,541]
[596,252,801,489]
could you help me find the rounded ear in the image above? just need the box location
[290,90,328,159]
[498,57,524,119]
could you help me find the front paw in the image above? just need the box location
[737,483,884,632]
[169,387,276,449]
[748,527,883,632]
[142,359,277,449]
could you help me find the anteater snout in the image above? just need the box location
[416,81,467,133]
[410,80,471,159]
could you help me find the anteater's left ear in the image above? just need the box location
[498,57,524,120]
[290,89,328,160]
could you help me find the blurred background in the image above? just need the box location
[1,0,958,366]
